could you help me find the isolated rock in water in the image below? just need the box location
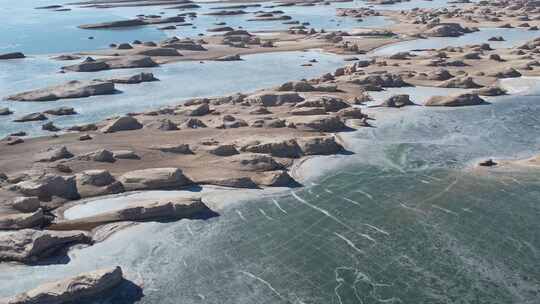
[13,112,47,122]
[119,168,192,191]
[425,93,486,107]
[10,197,41,213]
[100,116,143,133]
[0,229,92,263]
[379,94,415,108]
[43,106,77,116]
[478,159,497,167]
[0,209,45,230]
[79,19,146,29]
[7,80,116,102]
[242,139,302,158]
[228,154,283,172]
[253,170,297,187]
[51,54,81,61]
[63,56,158,72]
[288,115,346,132]
[245,92,304,106]
[473,86,507,96]
[488,67,522,78]
[438,76,483,89]
[110,72,158,84]
[0,107,13,115]
[0,52,25,60]
[76,170,123,198]
[297,136,344,155]
[1,267,124,304]
[34,146,73,162]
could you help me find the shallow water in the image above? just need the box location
[0,50,346,137]
[0,0,392,55]
[373,27,540,56]
[1,86,539,303]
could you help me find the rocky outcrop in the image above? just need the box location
[242,139,302,158]
[438,77,483,89]
[425,23,472,37]
[0,229,91,263]
[10,197,41,213]
[78,149,116,163]
[34,146,73,162]
[100,116,143,133]
[288,115,346,132]
[294,96,350,112]
[0,209,45,230]
[378,94,415,108]
[200,177,258,188]
[7,80,116,102]
[253,171,297,187]
[488,67,522,78]
[350,73,411,90]
[150,144,193,154]
[75,170,123,198]
[52,198,210,230]
[245,92,304,106]
[11,174,79,200]
[297,136,344,155]
[473,86,507,96]
[207,144,239,156]
[1,267,125,304]
[227,154,283,172]
[425,93,486,107]
[118,168,192,191]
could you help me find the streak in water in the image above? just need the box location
[239,271,287,302]
[334,232,366,255]
[272,198,288,214]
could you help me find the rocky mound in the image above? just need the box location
[1,267,125,304]
[0,229,91,263]
[425,93,486,107]
[7,80,116,102]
